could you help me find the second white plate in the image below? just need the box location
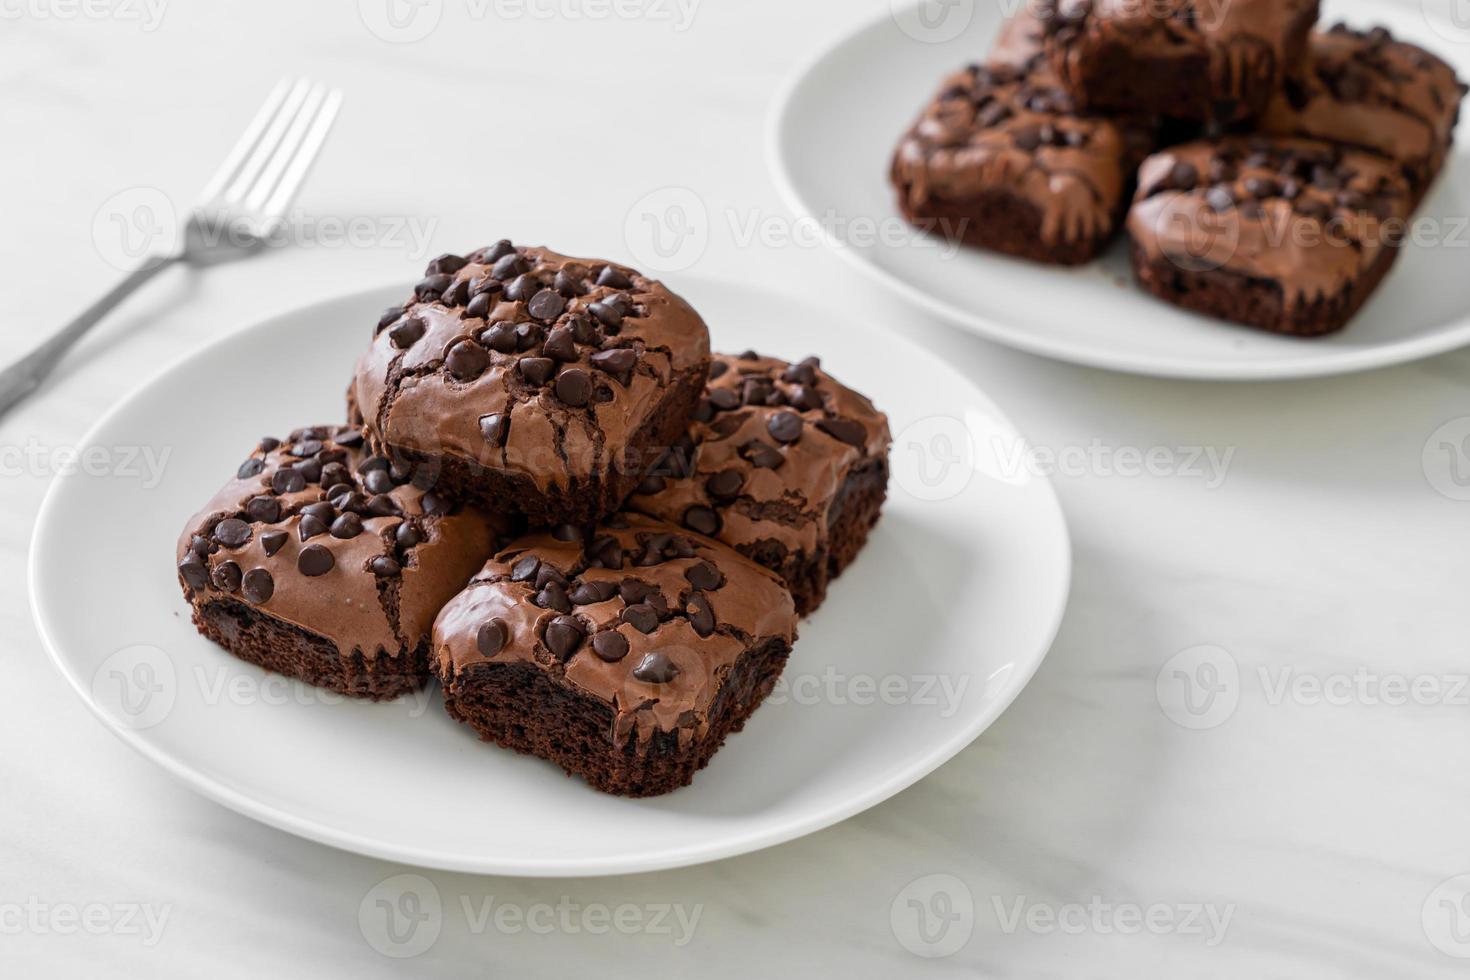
[769,0,1470,380]
[31,276,1070,876]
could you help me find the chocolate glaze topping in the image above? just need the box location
[352,242,711,494]
[177,426,509,658]
[628,351,890,563]
[1129,136,1411,309]
[433,514,797,748]
[1262,24,1467,194]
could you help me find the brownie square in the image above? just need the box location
[177,425,513,699]
[627,352,890,616]
[1127,136,1412,336]
[1261,24,1467,203]
[1034,0,1319,123]
[351,242,711,527]
[433,514,798,797]
[891,39,1157,265]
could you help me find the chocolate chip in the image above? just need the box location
[515,322,543,351]
[505,274,540,303]
[596,265,633,289]
[591,630,629,662]
[554,270,586,297]
[687,592,715,637]
[740,440,784,469]
[321,463,352,490]
[244,497,280,523]
[528,289,566,321]
[570,580,619,605]
[817,417,867,447]
[427,252,467,276]
[178,553,208,589]
[683,505,721,537]
[298,544,334,576]
[511,556,540,582]
[1013,125,1043,151]
[377,306,404,334]
[298,514,328,540]
[260,529,288,556]
[477,618,509,656]
[330,513,363,539]
[362,468,392,495]
[465,292,493,320]
[709,388,740,411]
[367,494,400,517]
[480,413,509,446]
[213,518,251,548]
[544,616,584,660]
[272,468,307,495]
[767,412,803,444]
[445,340,491,382]
[212,560,241,592]
[370,556,401,577]
[334,428,364,448]
[440,278,470,307]
[622,603,660,634]
[1169,161,1199,190]
[554,368,592,407]
[242,567,274,603]
[490,253,524,280]
[587,302,622,330]
[237,458,265,479]
[415,274,451,300]
[394,522,422,549]
[590,348,637,375]
[535,579,570,613]
[293,458,323,484]
[743,379,774,406]
[705,469,743,501]
[421,492,449,516]
[568,314,601,346]
[632,652,679,684]
[518,356,555,386]
[685,560,724,591]
[1205,186,1235,212]
[481,322,518,353]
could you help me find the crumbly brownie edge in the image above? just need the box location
[192,597,429,700]
[372,361,709,526]
[894,185,1113,266]
[440,636,792,797]
[1130,240,1402,338]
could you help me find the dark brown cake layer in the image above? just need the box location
[441,637,790,797]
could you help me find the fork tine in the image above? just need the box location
[261,88,343,221]
[221,78,311,205]
[244,81,326,213]
[197,78,292,204]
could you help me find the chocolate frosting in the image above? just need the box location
[433,514,797,748]
[891,52,1153,244]
[1128,137,1410,310]
[627,351,890,564]
[1261,25,1467,192]
[1038,0,1318,119]
[176,425,510,659]
[351,242,711,493]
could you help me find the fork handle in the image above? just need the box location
[0,253,180,419]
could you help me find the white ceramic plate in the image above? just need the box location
[30,279,1069,876]
[769,0,1470,380]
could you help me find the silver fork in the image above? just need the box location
[0,78,343,418]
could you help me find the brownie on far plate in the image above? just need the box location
[627,352,890,616]
[1034,0,1319,123]
[350,242,711,527]
[177,425,513,699]
[891,40,1157,265]
[432,514,798,797]
[1127,136,1412,337]
[1260,23,1468,203]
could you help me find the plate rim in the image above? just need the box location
[765,0,1470,382]
[28,277,1072,876]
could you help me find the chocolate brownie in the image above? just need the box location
[1127,136,1412,336]
[351,242,711,526]
[628,352,890,616]
[177,426,512,699]
[433,514,798,797]
[1034,0,1319,123]
[1261,24,1467,203]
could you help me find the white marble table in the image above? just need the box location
[5,1,1470,975]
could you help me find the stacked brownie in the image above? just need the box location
[892,4,1466,336]
[177,242,891,796]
